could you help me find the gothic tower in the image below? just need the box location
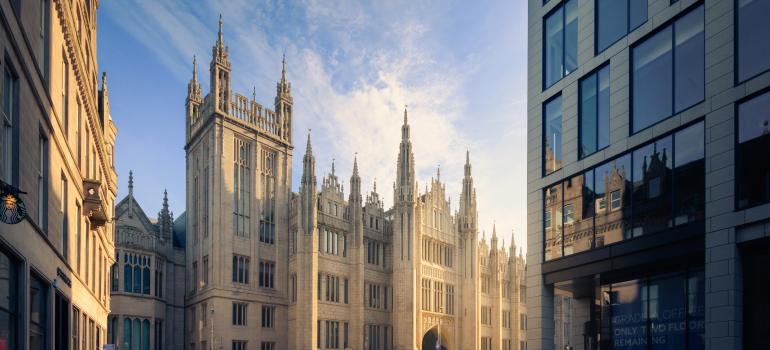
[185,16,293,350]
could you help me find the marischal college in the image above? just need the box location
[105,17,528,350]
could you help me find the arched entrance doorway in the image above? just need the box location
[421,326,448,350]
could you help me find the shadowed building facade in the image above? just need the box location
[0,0,118,349]
[527,0,770,349]
[183,18,527,350]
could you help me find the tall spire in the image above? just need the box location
[192,55,197,81]
[396,105,415,203]
[352,154,359,176]
[300,130,317,235]
[331,158,336,176]
[401,105,410,141]
[212,14,229,66]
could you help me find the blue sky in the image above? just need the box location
[98,0,528,252]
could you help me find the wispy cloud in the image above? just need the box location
[103,0,528,253]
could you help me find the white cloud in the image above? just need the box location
[104,0,528,255]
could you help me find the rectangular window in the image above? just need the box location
[261,305,274,328]
[258,260,275,288]
[259,150,277,244]
[737,91,770,209]
[544,0,577,88]
[39,0,50,82]
[632,5,704,133]
[481,307,492,325]
[192,262,198,292]
[596,0,647,52]
[1,64,18,184]
[232,255,250,284]
[0,248,19,350]
[232,303,247,326]
[544,121,704,260]
[62,52,69,136]
[233,139,251,237]
[61,175,68,259]
[260,342,274,350]
[202,256,208,286]
[29,274,48,349]
[579,65,610,158]
[232,340,247,350]
[38,133,48,231]
[543,95,563,175]
[738,0,770,82]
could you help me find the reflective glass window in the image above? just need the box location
[737,91,770,208]
[545,183,563,260]
[597,0,648,52]
[631,136,673,237]
[632,6,704,133]
[738,0,770,82]
[673,123,705,225]
[544,95,563,174]
[594,155,631,248]
[580,65,611,157]
[544,0,578,88]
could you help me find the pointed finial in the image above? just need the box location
[163,189,169,209]
[492,221,498,239]
[306,129,312,154]
[352,153,359,176]
[437,164,440,181]
[466,149,470,165]
[331,158,336,175]
[253,86,256,101]
[128,170,134,195]
[404,104,408,124]
[373,177,377,192]
[218,14,223,39]
[193,55,197,77]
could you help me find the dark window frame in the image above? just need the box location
[542,118,705,262]
[578,62,611,159]
[628,1,705,136]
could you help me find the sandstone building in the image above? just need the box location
[179,18,527,350]
[0,0,118,349]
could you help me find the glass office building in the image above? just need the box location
[527,0,770,349]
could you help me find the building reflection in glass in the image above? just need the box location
[544,122,704,261]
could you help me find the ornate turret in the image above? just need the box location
[300,132,317,235]
[275,54,293,142]
[459,150,478,234]
[210,15,231,114]
[158,189,173,241]
[349,155,362,205]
